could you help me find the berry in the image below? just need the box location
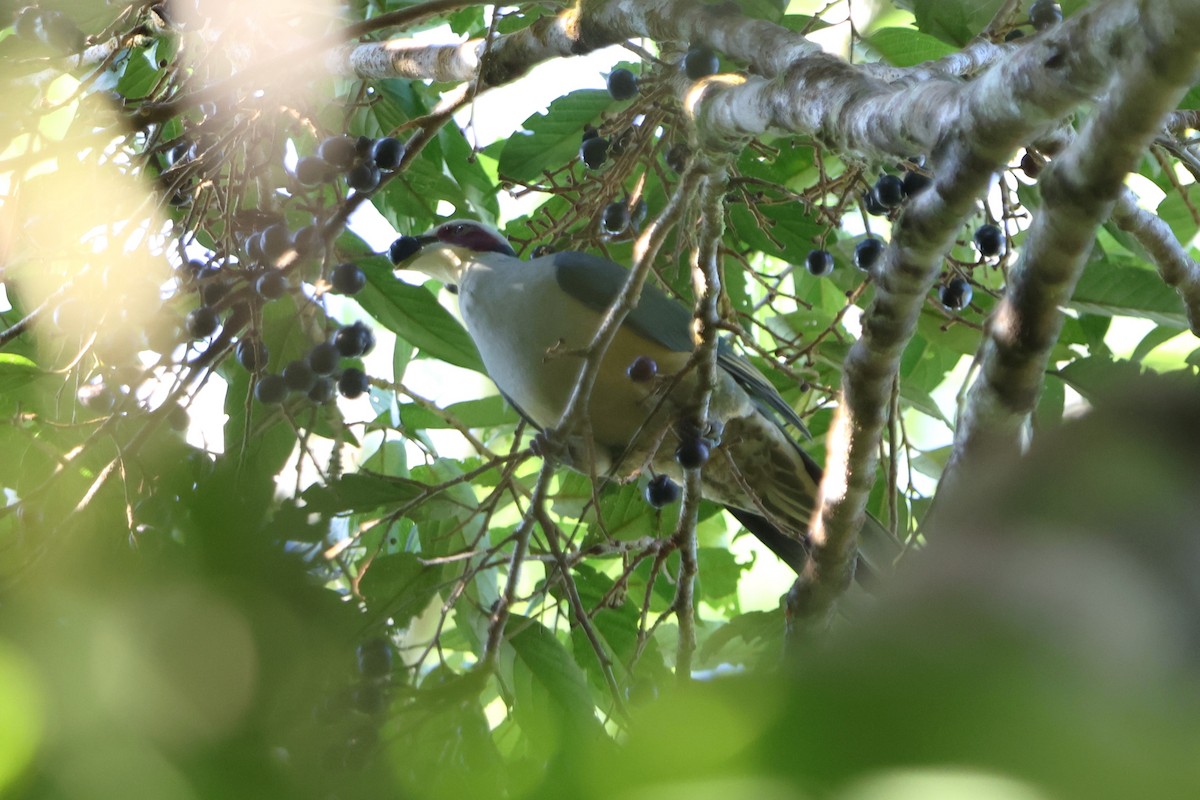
[13,7,40,41]
[308,377,336,404]
[236,338,269,372]
[334,322,375,357]
[40,10,84,52]
[330,262,366,294]
[318,135,358,170]
[601,202,629,234]
[682,45,719,79]
[371,137,405,171]
[346,162,381,192]
[974,224,1004,258]
[606,68,638,100]
[805,249,835,277]
[307,342,341,375]
[260,223,292,263]
[630,198,648,228]
[185,307,219,339]
[863,188,888,217]
[354,135,375,158]
[581,125,600,142]
[338,368,370,399]
[199,276,229,307]
[675,438,711,470]
[665,143,690,173]
[1029,0,1062,30]
[1020,152,1042,178]
[166,404,189,432]
[872,174,906,209]
[854,237,885,272]
[580,136,609,169]
[78,383,115,412]
[357,638,392,679]
[283,360,316,393]
[644,474,680,508]
[939,276,973,311]
[292,224,323,256]
[244,231,265,262]
[293,156,330,186]
[1004,29,1026,41]
[255,374,287,404]
[255,270,288,300]
[902,169,933,196]
[626,355,657,382]
[389,235,422,264]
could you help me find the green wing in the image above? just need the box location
[551,251,810,439]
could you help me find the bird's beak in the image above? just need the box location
[415,233,438,246]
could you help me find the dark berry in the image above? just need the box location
[872,174,906,208]
[644,474,680,508]
[337,368,370,399]
[664,143,689,173]
[78,383,115,412]
[283,360,316,393]
[1020,152,1042,178]
[601,202,629,234]
[682,45,719,79]
[581,125,600,142]
[939,276,973,311]
[307,342,341,375]
[675,438,710,470]
[580,136,609,169]
[854,237,885,272]
[389,235,422,264]
[185,307,219,339]
[293,156,330,186]
[805,249,835,277]
[334,322,375,358]
[260,223,292,263]
[606,68,639,100]
[353,685,388,715]
[902,169,933,196]
[255,374,287,404]
[330,262,366,295]
[255,271,287,300]
[292,224,323,256]
[626,356,657,382]
[318,135,358,170]
[357,637,392,678]
[346,162,381,193]
[1029,0,1062,30]
[371,137,405,171]
[244,231,265,262]
[236,338,269,372]
[354,135,374,157]
[630,198,648,228]
[973,224,1004,258]
[13,7,40,40]
[166,403,189,432]
[1004,29,1025,41]
[199,275,229,306]
[863,189,889,217]
[308,377,336,404]
[40,10,85,52]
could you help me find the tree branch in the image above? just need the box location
[942,1,1200,499]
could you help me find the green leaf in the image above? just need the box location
[339,231,485,373]
[301,472,425,514]
[867,27,957,67]
[397,395,518,431]
[359,552,445,629]
[498,90,612,183]
[1070,257,1189,329]
[0,353,43,394]
[1052,356,1146,404]
[728,203,824,264]
[508,615,600,742]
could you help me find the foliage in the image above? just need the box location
[1,1,1199,798]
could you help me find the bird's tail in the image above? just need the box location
[725,505,903,588]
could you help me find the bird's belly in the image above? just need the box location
[459,273,687,463]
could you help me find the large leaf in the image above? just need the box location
[498,90,612,183]
[1070,257,1189,329]
[868,27,957,67]
[301,472,425,514]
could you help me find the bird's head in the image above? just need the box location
[395,219,518,284]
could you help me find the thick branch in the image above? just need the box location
[945,1,1200,492]
[1112,190,1200,335]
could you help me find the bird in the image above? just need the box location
[393,219,902,579]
